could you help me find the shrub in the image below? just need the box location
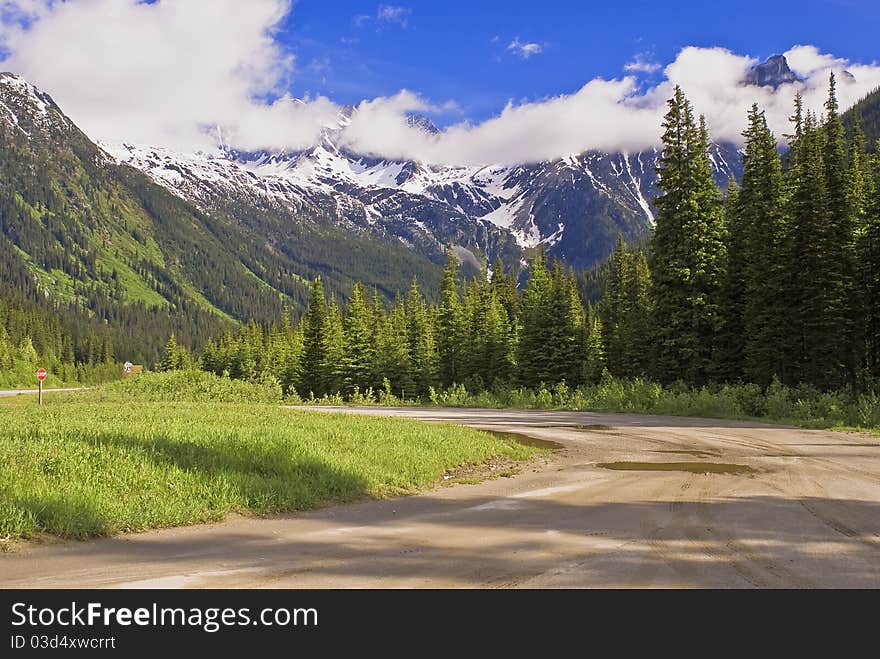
[72,370,283,404]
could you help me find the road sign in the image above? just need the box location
[36,368,47,406]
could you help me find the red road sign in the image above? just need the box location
[36,368,47,381]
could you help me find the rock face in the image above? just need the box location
[3,68,748,279]
[744,54,798,88]
[105,115,741,271]
[0,72,447,326]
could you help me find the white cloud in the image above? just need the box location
[784,45,847,78]
[376,5,410,27]
[507,38,543,60]
[0,0,338,152]
[342,46,880,166]
[2,3,879,166]
[624,53,661,74]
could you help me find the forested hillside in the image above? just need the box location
[0,73,442,375]
[173,75,880,401]
[844,86,880,152]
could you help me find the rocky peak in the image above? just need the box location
[744,55,798,88]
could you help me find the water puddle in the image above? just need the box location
[486,431,563,450]
[572,424,614,431]
[597,461,755,475]
[653,449,721,458]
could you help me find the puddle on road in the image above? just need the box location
[653,449,721,458]
[597,461,755,475]
[572,424,614,431]
[486,431,564,450]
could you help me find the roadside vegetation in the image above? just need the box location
[298,373,880,434]
[0,373,537,544]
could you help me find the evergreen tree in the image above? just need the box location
[551,264,587,385]
[159,333,191,371]
[598,236,629,375]
[323,298,346,395]
[598,237,652,378]
[583,306,606,383]
[490,257,519,325]
[159,334,180,371]
[738,105,788,386]
[717,180,744,381]
[822,72,859,389]
[650,87,726,384]
[373,295,413,397]
[437,252,465,386]
[299,277,329,396]
[848,117,870,381]
[470,282,514,386]
[786,107,825,386]
[405,279,439,395]
[517,249,555,387]
[341,283,376,394]
[861,142,880,379]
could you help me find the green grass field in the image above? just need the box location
[0,387,536,543]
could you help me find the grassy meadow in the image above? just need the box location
[0,374,537,544]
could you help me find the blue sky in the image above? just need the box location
[283,0,880,124]
[2,0,877,160]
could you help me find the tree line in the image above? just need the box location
[173,251,604,399]
[165,75,880,399]
[644,76,880,390]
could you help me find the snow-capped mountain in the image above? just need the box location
[104,109,741,270]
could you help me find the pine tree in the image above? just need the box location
[822,72,858,389]
[861,142,880,379]
[849,116,870,232]
[621,250,652,376]
[461,277,483,385]
[598,236,651,378]
[484,289,515,385]
[597,236,629,375]
[342,283,376,394]
[373,295,413,397]
[490,257,519,325]
[437,251,465,386]
[517,249,555,387]
[323,298,346,395]
[650,87,726,384]
[787,109,834,387]
[160,333,180,371]
[405,279,439,396]
[299,277,329,396]
[551,264,586,385]
[738,105,788,386]
[583,306,606,383]
[471,282,514,386]
[848,116,870,382]
[717,180,744,381]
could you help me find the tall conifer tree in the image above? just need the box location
[437,251,465,386]
[300,277,329,396]
[738,105,788,385]
[650,87,726,384]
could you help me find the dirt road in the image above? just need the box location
[2,406,879,588]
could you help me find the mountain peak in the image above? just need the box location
[406,113,440,135]
[0,71,70,135]
[744,55,798,88]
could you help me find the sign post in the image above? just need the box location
[36,368,47,406]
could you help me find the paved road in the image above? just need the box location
[0,388,82,397]
[2,406,879,588]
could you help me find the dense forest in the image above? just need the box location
[844,86,880,152]
[165,75,880,400]
[0,73,445,384]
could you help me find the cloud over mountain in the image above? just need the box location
[2,1,879,164]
